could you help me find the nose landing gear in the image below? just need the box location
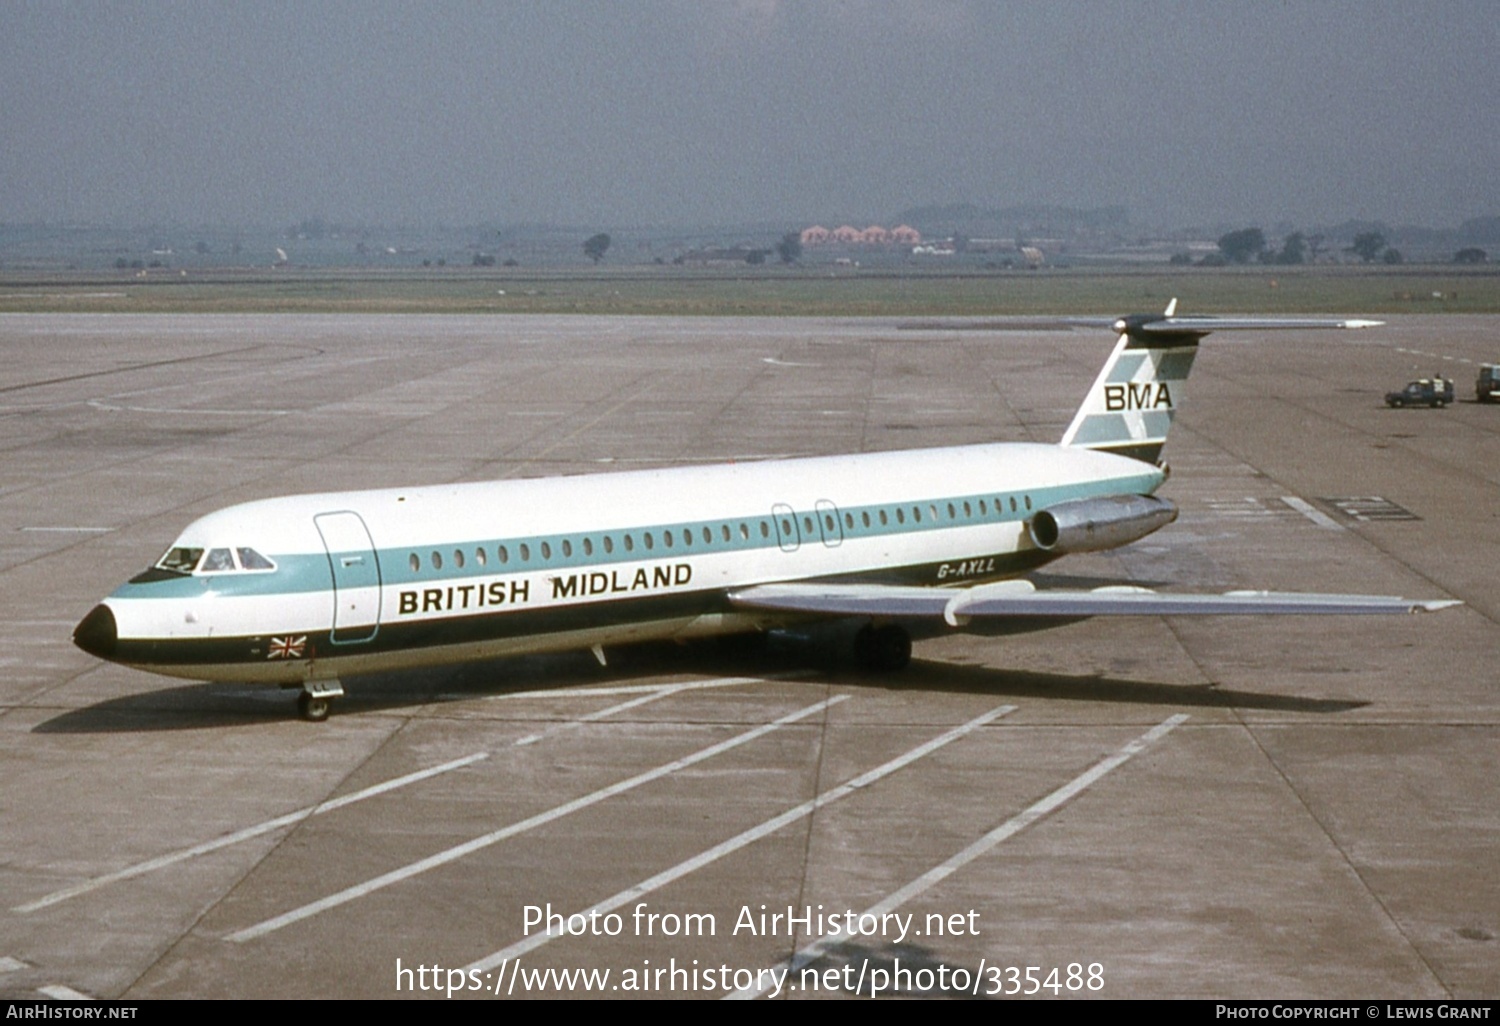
[297,679,345,722]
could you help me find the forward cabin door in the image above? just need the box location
[314,511,382,644]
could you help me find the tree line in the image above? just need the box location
[1201,228,1486,266]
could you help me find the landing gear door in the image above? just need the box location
[314,511,382,644]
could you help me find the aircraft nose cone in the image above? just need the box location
[74,604,117,659]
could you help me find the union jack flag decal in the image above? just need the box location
[268,636,307,659]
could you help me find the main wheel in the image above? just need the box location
[297,692,331,722]
[854,624,912,672]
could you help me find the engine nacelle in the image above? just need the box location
[1027,494,1177,554]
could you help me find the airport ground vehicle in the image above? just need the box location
[1476,365,1500,403]
[1386,378,1454,408]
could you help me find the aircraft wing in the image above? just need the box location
[729,580,1457,627]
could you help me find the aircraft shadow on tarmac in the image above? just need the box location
[36,627,1365,733]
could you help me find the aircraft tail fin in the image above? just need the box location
[1060,301,1381,463]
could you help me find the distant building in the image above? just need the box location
[800,223,921,247]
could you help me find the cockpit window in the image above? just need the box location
[201,548,235,572]
[153,545,276,576]
[237,548,275,571]
[156,547,204,574]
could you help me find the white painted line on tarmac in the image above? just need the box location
[1281,496,1343,531]
[86,399,289,416]
[225,696,847,943]
[18,526,113,533]
[0,956,28,973]
[449,673,792,704]
[14,753,489,914]
[18,675,789,914]
[728,713,1190,999]
[37,985,92,1000]
[512,677,770,745]
[463,703,1018,974]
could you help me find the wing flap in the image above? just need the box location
[729,581,1457,624]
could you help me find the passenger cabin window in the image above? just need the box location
[409,553,421,573]
[431,551,443,570]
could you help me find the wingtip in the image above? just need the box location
[1413,599,1463,613]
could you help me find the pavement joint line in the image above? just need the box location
[1280,496,1344,531]
[17,675,796,913]
[463,703,1018,974]
[728,713,1190,999]
[225,695,847,943]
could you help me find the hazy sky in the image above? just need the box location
[3,1,1496,229]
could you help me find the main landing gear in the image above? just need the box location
[297,679,345,722]
[854,623,912,672]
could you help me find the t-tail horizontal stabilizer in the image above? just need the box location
[1062,300,1382,463]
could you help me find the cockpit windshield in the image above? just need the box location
[238,548,275,570]
[156,547,204,574]
[151,546,276,575]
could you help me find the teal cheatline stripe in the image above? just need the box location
[110,473,1166,603]
[1106,353,1147,384]
[111,555,332,601]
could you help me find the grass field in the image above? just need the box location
[3,264,1498,316]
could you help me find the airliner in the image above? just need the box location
[72,304,1457,720]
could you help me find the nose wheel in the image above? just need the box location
[297,679,345,722]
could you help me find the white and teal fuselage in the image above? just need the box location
[87,442,1163,685]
